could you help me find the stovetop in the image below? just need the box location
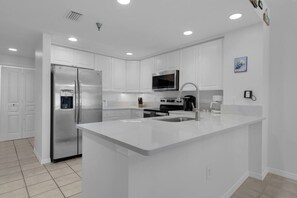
[144,98,184,113]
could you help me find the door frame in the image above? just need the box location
[0,65,35,141]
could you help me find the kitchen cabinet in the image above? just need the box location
[131,109,144,119]
[197,39,223,90]
[51,45,95,69]
[180,46,198,90]
[112,58,126,92]
[126,61,140,92]
[95,55,113,91]
[51,45,74,66]
[140,58,155,92]
[154,51,180,72]
[73,49,95,69]
[103,109,143,121]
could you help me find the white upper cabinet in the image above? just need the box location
[126,61,140,92]
[180,46,198,90]
[197,39,223,90]
[51,45,95,69]
[51,45,74,66]
[112,58,126,92]
[154,51,180,72]
[166,51,180,70]
[140,58,155,92]
[95,55,113,91]
[73,50,95,69]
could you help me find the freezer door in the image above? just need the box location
[51,65,78,160]
[78,69,102,154]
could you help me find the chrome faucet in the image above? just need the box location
[177,82,200,121]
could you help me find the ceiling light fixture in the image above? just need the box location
[117,0,130,5]
[126,52,133,56]
[183,31,193,36]
[8,48,17,52]
[68,37,78,42]
[229,13,243,20]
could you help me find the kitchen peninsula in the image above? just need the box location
[78,112,264,198]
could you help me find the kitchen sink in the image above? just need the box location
[155,117,195,122]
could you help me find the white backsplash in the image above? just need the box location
[103,90,223,110]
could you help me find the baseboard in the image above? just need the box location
[33,148,51,165]
[222,171,249,198]
[249,168,269,181]
[269,167,297,181]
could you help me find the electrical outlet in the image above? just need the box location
[206,167,212,182]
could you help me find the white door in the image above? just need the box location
[180,45,198,90]
[112,58,126,92]
[1,67,23,140]
[140,58,155,92]
[126,61,140,92]
[22,70,35,138]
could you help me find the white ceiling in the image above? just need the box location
[0,0,260,60]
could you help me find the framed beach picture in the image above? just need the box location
[234,56,248,73]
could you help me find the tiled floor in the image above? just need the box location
[0,138,82,198]
[1,138,297,198]
[232,173,297,198]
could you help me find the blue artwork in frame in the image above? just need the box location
[234,56,248,73]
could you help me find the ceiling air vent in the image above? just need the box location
[66,11,82,21]
[96,22,103,31]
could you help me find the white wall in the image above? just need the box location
[0,53,35,68]
[223,24,264,105]
[34,34,51,164]
[268,1,297,178]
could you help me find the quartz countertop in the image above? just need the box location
[77,112,264,156]
[103,106,157,110]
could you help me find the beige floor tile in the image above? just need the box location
[60,181,82,197]
[263,185,296,198]
[65,158,82,166]
[31,188,64,198]
[24,172,52,186]
[0,172,23,185]
[17,153,35,160]
[0,187,28,198]
[234,186,261,198]
[27,180,57,197]
[0,156,18,164]
[269,177,297,194]
[0,161,19,170]
[70,164,82,172]
[23,166,47,178]
[55,173,81,187]
[69,193,82,198]
[0,179,25,195]
[0,166,21,177]
[45,162,68,172]
[243,177,267,193]
[49,166,74,179]
[76,170,82,178]
[21,162,43,171]
[19,157,39,166]
[260,195,271,198]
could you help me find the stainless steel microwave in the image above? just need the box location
[152,70,179,91]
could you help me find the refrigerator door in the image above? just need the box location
[77,69,102,154]
[51,65,78,160]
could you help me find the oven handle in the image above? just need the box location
[155,112,169,116]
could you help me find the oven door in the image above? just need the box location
[144,111,169,118]
[152,70,179,91]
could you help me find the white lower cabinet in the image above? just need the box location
[103,109,143,121]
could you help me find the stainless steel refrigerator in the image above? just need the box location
[51,65,102,162]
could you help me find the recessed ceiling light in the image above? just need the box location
[229,13,243,20]
[126,52,133,56]
[183,31,193,36]
[8,48,17,52]
[117,0,130,5]
[68,37,78,42]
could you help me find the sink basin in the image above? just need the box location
[155,117,195,122]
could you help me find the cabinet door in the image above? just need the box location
[95,55,113,91]
[51,45,74,66]
[112,58,126,92]
[154,54,167,72]
[198,39,223,90]
[166,51,181,70]
[140,58,155,92]
[180,46,198,90]
[73,50,95,69]
[126,61,140,92]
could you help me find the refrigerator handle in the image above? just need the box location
[78,80,82,123]
[74,80,78,123]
